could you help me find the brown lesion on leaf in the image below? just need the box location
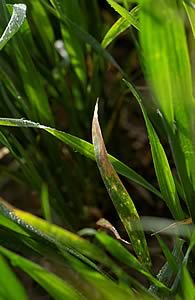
[96,218,130,245]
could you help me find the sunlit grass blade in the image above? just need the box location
[92,101,151,269]
[139,0,195,215]
[181,266,195,300]
[0,117,162,198]
[102,6,139,48]
[0,246,82,300]
[50,0,87,87]
[0,199,126,277]
[0,202,137,299]
[0,202,109,276]
[1,2,53,125]
[41,0,126,77]
[106,0,139,30]
[12,205,113,266]
[29,0,56,62]
[0,4,26,51]
[0,254,28,300]
[124,79,184,220]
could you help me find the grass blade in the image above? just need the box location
[0,4,26,51]
[124,80,184,220]
[0,246,82,300]
[1,2,53,125]
[50,0,87,86]
[181,266,195,300]
[0,254,28,300]
[92,101,151,269]
[106,0,139,30]
[41,0,126,77]
[0,117,161,198]
[139,0,195,221]
[96,232,170,293]
[184,2,195,37]
[102,6,139,49]
[12,205,112,266]
[41,183,52,223]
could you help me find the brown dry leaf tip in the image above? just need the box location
[96,218,131,245]
[92,99,108,164]
[92,99,100,143]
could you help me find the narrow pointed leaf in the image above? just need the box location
[42,0,126,77]
[0,117,162,198]
[50,0,87,86]
[92,102,151,269]
[102,6,139,48]
[12,205,113,266]
[139,0,195,220]
[106,0,139,30]
[124,79,184,220]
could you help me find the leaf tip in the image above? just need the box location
[93,98,99,121]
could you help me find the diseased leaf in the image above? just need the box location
[92,101,151,269]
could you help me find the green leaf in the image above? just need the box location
[123,79,184,220]
[139,0,195,221]
[156,236,178,273]
[106,0,139,30]
[50,0,87,86]
[0,2,53,125]
[41,0,126,77]
[30,0,56,61]
[102,6,139,48]
[12,205,113,266]
[0,4,26,51]
[0,246,82,300]
[92,101,151,269]
[41,183,52,223]
[96,232,170,293]
[184,2,195,37]
[181,266,195,300]
[0,117,162,198]
[0,254,28,300]
[149,238,184,296]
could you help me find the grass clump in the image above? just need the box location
[0,0,195,299]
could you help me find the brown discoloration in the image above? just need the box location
[96,218,130,245]
[92,101,151,269]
